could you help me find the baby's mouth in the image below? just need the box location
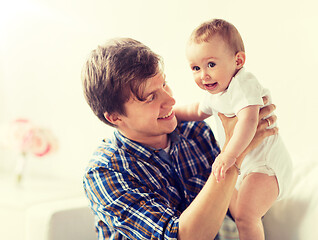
[204,82,218,90]
[205,82,217,87]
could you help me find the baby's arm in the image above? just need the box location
[212,105,260,181]
[174,102,211,122]
[225,105,260,157]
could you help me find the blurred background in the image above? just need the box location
[1,0,317,239]
[1,0,317,182]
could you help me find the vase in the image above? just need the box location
[15,152,28,185]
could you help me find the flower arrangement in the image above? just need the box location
[7,118,58,156]
[0,118,58,184]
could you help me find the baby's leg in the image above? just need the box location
[230,173,279,240]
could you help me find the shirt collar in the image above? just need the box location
[113,128,181,160]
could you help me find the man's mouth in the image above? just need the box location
[158,110,173,119]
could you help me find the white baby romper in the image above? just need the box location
[200,68,293,200]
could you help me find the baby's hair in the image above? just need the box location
[189,19,245,54]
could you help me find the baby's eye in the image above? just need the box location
[192,66,200,71]
[208,62,216,68]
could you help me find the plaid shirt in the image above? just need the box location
[83,121,220,240]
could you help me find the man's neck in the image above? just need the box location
[118,130,169,149]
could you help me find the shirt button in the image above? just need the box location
[139,200,146,206]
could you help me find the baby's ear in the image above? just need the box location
[235,51,246,68]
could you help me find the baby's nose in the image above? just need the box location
[201,71,210,80]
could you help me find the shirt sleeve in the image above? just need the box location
[229,71,264,115]
[199,93,214,116]
[83,162,180,240]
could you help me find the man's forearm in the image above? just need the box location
[178,161,241,240]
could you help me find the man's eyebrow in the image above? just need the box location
[139,72,165,100]
[138,85,156,101]
[143,91,155,98]
[144,85,161,97]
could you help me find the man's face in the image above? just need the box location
[116,71,177,149]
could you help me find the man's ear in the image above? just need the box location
[235,51,246,69]
[104,112,121,126]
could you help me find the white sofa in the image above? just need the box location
[262,154,318,240]
[26,197,96,240]
[0,175,94,240]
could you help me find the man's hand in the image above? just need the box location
[218,97,278,164]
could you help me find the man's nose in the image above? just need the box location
[162,88,176,107]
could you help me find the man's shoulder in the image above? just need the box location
[177,120,213,139]
[85,137,134,171]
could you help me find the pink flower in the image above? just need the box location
[6,118,58,157]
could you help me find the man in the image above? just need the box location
[82,38,277,240]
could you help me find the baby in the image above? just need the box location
[174,19,293,239]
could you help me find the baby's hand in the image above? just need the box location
[212,152,236,182]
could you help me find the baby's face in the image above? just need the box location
[186,35,239,94]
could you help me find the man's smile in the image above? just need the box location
[158,109,174,119]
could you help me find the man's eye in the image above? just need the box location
[208,62,216,68]
[192,66,200,71]
[147,94,155,102]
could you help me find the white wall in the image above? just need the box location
[0,0,317,180]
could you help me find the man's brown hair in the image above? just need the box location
[82,38,163,127]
